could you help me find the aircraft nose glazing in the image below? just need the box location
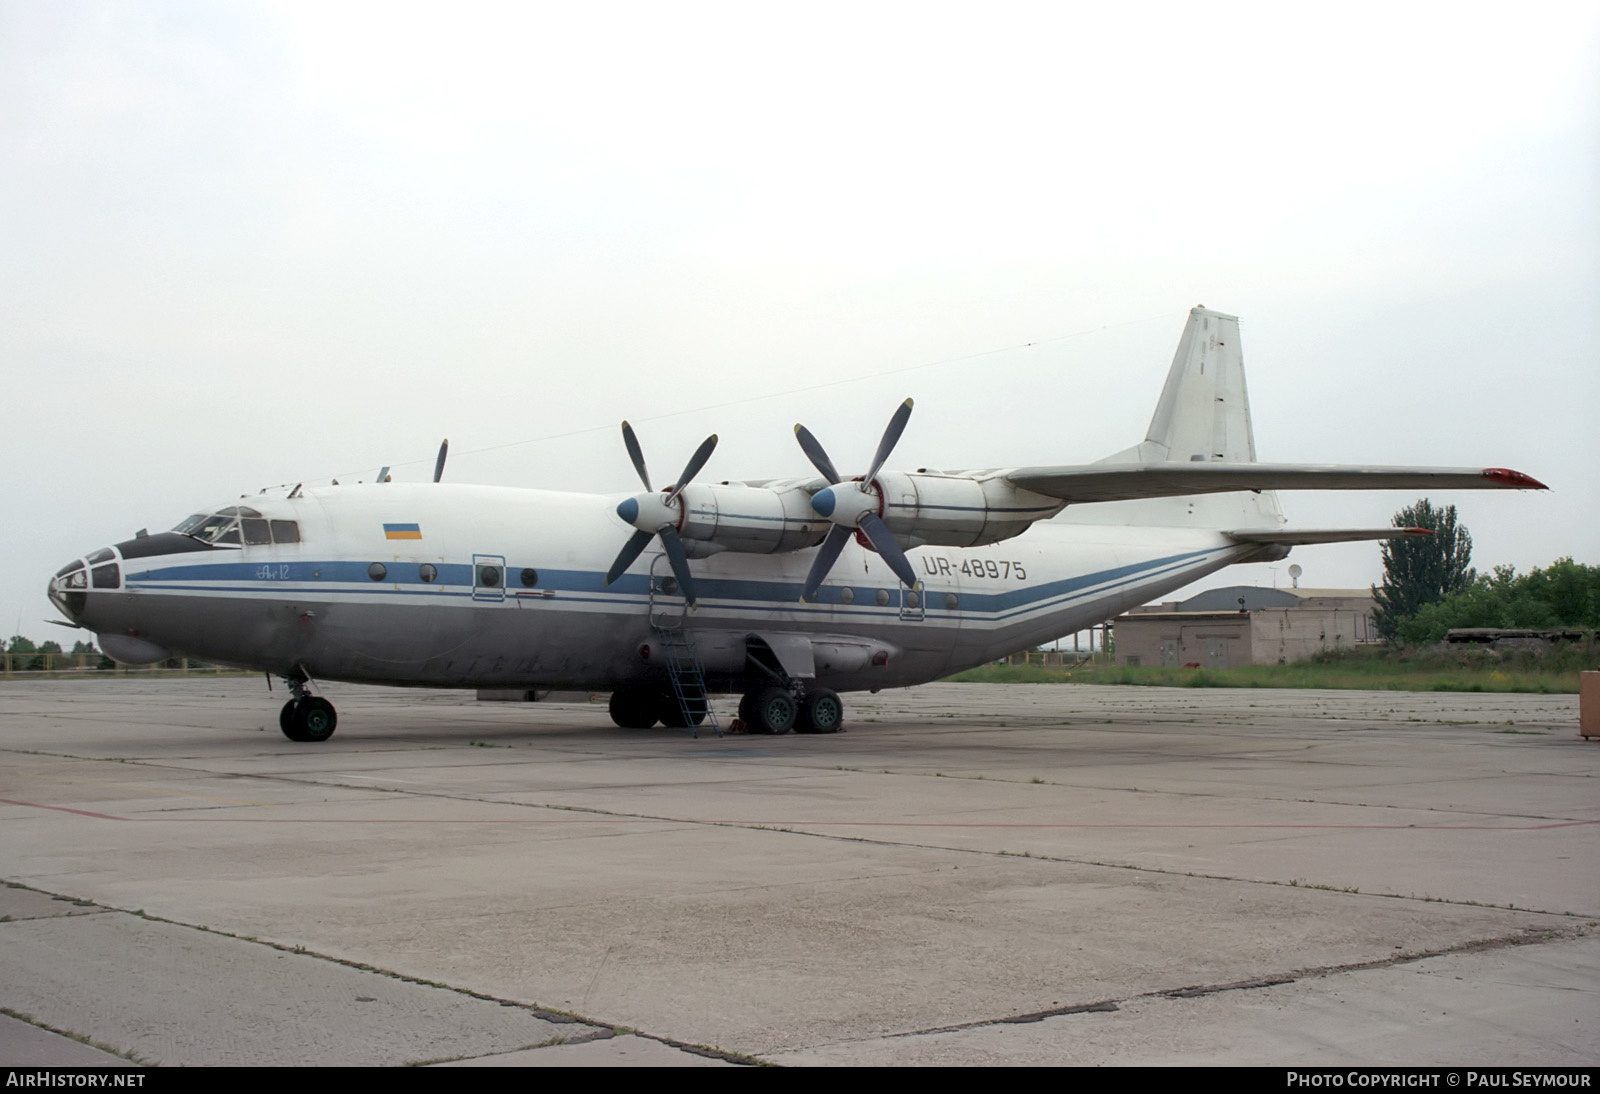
[48,559,89,621]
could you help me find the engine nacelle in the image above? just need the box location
[675,482,831,555]
[619,474,1061,557]
[870,471,1063,548]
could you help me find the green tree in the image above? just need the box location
[6,635,39,671]
[1395,558,1600,645]
[1372,499,1474,641]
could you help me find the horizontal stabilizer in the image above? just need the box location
[1225,527,1433,546]
[1004,464,1546,506]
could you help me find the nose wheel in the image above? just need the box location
[278,676,338,742]
[280,697,337,741]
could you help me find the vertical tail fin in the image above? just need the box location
[1105,306,1257,465]
[1143,306,1256,463]
[1070,306,1285,528]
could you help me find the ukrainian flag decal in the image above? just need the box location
[383,523,423,540]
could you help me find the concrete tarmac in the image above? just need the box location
[0,678,1594,1067]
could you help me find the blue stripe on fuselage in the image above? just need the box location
[121,546,1230,619]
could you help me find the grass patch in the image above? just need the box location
[946,644,1588,693]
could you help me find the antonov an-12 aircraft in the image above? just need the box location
[48,308,1544,741]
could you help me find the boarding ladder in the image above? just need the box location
[651,622,721,739]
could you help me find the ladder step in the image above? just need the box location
[652,624,720,738]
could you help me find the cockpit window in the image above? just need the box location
[174,510,303,546]
[176,507,300,546]
[187,513,238,543]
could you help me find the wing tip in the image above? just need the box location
[1483,468,1547,489]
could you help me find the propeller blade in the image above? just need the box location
[858,513,919,590]
[620,422,651,491]
[800,525,853,602]
[793,425,842,484]
[433,439,449,483]
[864,398,913,483]
[658,525,698,607]
[663,434,718,504]
[604,529,654,586]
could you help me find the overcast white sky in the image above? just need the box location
[4,1,1597,642]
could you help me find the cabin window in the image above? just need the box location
[368,562,387,581]
[477,564,501,588]
[875,589,891,607]
[945,594,959,610]
[838,587,854,604]
[419,563,438,583]
[520,568,538,588]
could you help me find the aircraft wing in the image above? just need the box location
[999,464,1546,505]
[1224,527,1433,546]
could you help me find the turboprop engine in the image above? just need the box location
[618,481,831,556]
[606,405,1065,605]
[818,470,1063,549]
[792,400,1062,599]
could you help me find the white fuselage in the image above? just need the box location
[59,482,1252,692]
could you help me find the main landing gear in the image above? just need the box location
[278,675,337,742]
[737,684,844,735]
[607,688,709,730]
[601,687,704,729]
[606,683,844,735]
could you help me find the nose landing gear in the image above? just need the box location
[278,674,337,742]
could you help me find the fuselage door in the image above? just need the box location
[898,583,925,622]
[647,552,687,629]
[473,554,507,602]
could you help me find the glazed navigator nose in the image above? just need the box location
[48,559,89,621]
[47,550,121,623]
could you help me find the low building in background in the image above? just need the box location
[1114,586,1378,669]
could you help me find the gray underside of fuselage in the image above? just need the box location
[84,592,945,691]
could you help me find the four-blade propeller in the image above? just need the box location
[793,399,919,601]
[604,423,718,607]
[605,403,921,606]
